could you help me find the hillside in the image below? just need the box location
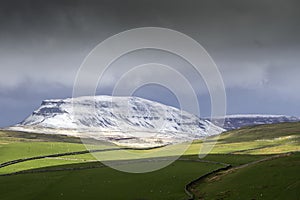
[8,96,224,147]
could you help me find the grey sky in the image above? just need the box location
[0,0,300,127]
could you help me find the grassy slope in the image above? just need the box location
[0,130,85,162]
[0,122,299,200]
[217,122,300,143]
[193,152,300,200]
[1,122,299,174]
[1,160,221,200]
[191,122,300,199]
[0,131,89,174]
[213,122,300,154]
[0,133,267,174]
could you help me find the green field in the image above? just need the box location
[191,152,300,199]
[1,160,222,200]
[0,122,299,200]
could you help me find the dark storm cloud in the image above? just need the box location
[0,80,73,126]
[0,0,300,126]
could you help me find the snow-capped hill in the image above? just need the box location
[208,114,300,130]
[219,114,292,118]
[9,96,224,147]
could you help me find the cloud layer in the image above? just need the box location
[0,0,299,126]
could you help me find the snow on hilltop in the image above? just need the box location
[9,96,224,147]
[208,114,300,130]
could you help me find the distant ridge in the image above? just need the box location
[208,114,300,130]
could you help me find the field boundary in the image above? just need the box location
[185,152,292,199]
[0,156,226,177]
[185,164,231,200]
[0,145,167,169]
